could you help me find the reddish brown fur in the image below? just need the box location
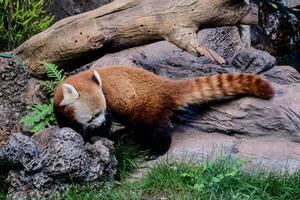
[54,65,274,126]
[53,65,274,157]
[54,71,106,122]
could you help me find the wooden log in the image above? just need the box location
[13,0,258,76]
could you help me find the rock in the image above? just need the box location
[165,129,300,173]
[91,37,300,138]
[0,57,47,148]
[46,0,113,21]
[168,129,238,161]
[263,65,300,85]
[235,136,300,172]
[190,78,300,138]
[89,38,300,171]
[283,0,300,8]
[131,129,300,182]
[1,133,41,171]
[91,26,245,71]
[231,47,276,74]
[250,0,300,70]
[0,127,117,200]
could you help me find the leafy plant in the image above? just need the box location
[179,156,244,192]
[0,0,54,51]
[20,101,56,133]
[62,156,300,200]
[114,135,144,180]
[39,62,66,96]
[20,62,65,134]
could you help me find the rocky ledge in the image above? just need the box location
[0,127,117,200]
[0,25,299,199]
[90,29,300,173]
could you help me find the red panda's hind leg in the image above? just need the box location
[134,122,172,161]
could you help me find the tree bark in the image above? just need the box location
[13,0,258,76]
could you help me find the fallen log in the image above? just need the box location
[13,0,258,76]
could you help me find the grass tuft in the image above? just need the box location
[62,156,300,200]
[62,184,141,200]
[2,153,300,200]
[113,135,144,180]
[0,183,5,200]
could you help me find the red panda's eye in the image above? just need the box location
[95,112,101,117]
[87,116,96,123]
[87,112,102,123]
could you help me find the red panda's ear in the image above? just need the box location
[92,70,102,87]
[59,83,79,106]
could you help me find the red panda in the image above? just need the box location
[53,65,273,159]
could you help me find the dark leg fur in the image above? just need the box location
[134,122,172,160]
[82,114,112,141]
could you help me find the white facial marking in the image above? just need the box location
[100,91,106,110]
[73,101,93,124]
[93,70,102,86]
[60,84,79,106]
[91,112,106,126]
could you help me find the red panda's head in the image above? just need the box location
[53,70,107,130]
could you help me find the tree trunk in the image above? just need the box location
[13,0,258,76]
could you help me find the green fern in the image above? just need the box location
[39,62,66,95]
[20,101,56,133]
[41,62,66,83]
[20,62,65,134]
[39,80,56,96]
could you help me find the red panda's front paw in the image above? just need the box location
[145,153,159,161]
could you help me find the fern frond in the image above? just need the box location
[20,62,65,134]
[20,102,57,134]
[41,62,66,83]
[39,80,56,96]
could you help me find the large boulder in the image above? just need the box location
[283,0,300,8]
[0,57,47,148]
[167,130,300,173]
[90,27,247,70]
[46,0,113,21]
[91,34,300,139]
[0,127,117,200]
[89,34,300,172]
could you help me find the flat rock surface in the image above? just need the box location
[130,129,300,182]
[166,129,300,172]
[190,80,300,138]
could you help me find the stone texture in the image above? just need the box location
[91,26,245,71]
[191,80,300,138]
[235,136,300,172]
[46,0,113,21]
[166,129,300,173]
[0,57,47,148]
[283,0,300,8]
[231,47,276,74]
[91,37,300,139]
[89,36,300,173]
[130,129,300,182]
[167,129,238,162]
[0,127,117,200]
[251,0,300,70]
